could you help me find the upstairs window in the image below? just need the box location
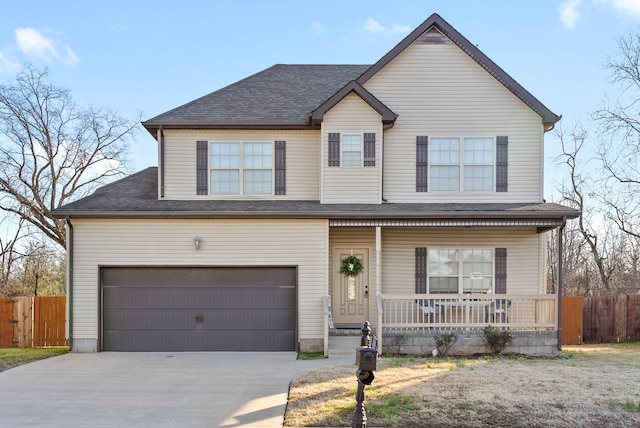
[328,133,376,167]
[429,137,494,191]
[209,142,273,195]
[341,134,362,166]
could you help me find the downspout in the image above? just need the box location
[557,216,566,351]
[159,126,165,198]
[66,219,74,352]
[381,122,394,203]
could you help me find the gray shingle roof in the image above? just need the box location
[142,14,561,135]
[52,168,579,222]
[142,64,370,133]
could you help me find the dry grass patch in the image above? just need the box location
[285,343,640,427]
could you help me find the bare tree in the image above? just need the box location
[18,241,65,297]
[593,31,640,239]
[0,64,138,248]
[553,124,616,294]
[0,217,27,297]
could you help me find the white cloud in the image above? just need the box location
[607,0,640,17]
[14,27,80,66]
[560,0,583,29]
[364,18,385,34]
[363,18,411,36]
[310,21,324,34]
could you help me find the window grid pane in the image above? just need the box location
[210,143,239,168]
[464,138,493,164]
[430,277,459,294]
[464,166,493,191]
[431,166,460,191]
[428,249,459,275]
[243,143,273,168]
[430,138,460,191]
[243,170,272,194]
[430,138,460,164]
[342,134,362,166]
[210,170,239,194]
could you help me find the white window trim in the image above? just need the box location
[429,136,496,192]
[209,141,274,196]
[340,133,364,167]
[427,247,495,294]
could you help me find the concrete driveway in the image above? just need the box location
[0,338,355,427]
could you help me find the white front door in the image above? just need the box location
[331,248,370,327]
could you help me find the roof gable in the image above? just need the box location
[356,13,560,128]
[308,80,398,127]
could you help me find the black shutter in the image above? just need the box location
[363,133,376,167]
[274,140,286,195]
[495,248,507,294]
[196,141,208,195]
[415,247,427,294]
[328,133,340,166]
[416,136,428,192]
[496,136,508,192]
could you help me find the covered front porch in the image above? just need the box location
[325,209,573,356]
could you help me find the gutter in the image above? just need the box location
[66,219,74,352]
[51,208,580,221]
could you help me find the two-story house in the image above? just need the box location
[53,13,579,354]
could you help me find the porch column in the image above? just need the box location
[557,218,566,350]
[376,226,382,354]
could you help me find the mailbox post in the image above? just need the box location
[352,321,377,428]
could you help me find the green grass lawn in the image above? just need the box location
[0,348,68,372]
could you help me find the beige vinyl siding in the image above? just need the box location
[380,228,541,294]
[322,93,382,204]
[365,33,545,203]
[162,129,320,200]
[70,219,328,343]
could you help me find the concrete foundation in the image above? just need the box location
[298,338,324,353]
[381,329,559,356]
[71,338,98,353]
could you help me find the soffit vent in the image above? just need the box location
[414,27,452,45]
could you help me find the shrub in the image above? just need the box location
[483,325,514,354]
[434,332,457,356]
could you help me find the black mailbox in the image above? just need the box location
[355,346,377,371]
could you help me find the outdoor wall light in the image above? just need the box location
[194,237,201,251]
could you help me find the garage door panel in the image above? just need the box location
[104,287,295,310]
[103,267,296,288]
[103,330,295,352]
[102,267,296,352]
[104,308,296,330]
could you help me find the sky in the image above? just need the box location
[2,0,640,201]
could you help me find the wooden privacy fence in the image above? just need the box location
[562,295,640,345]
[0,297,67,347]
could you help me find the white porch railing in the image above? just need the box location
[378,294,557,330]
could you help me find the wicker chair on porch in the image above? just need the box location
[418,300,443,323]
[485,299,511,323]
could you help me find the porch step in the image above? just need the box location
[329,328,362,337]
